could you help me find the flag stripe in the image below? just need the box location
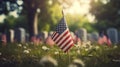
[63,41,73,52]
[64,43,74,52]
[55,29,68,43]
[53,34,59,41]
[58,34,71,47]
[51,32,56,39]
[52,33,59,41]
[61,39,72,49]
[57,31,70,45]
[59,36,71,48]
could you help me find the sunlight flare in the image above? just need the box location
[64,0,91,15]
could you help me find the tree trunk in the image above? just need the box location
[28,9,38,41]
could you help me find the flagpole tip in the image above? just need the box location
[62,9,64,16]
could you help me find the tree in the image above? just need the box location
[0,0,66,41]
[0,0,23,15]
[90,0,120,30]
[0,0,23,33]
[0,0,50,40]
[22,0,62,40]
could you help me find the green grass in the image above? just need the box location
[0,43,120,67]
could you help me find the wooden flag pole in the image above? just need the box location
[62,9,65,17]
[67,51,71,65]
[62,9,72,64]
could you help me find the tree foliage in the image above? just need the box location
[66,14,95,32]
[0,0,22,15]
[0,0,96,35]
[90,0,120,30]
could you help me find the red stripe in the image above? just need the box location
[58,35,71,47]
[53,34,59,41]
[56,30,69,44]
[64,44,74,52]
[61,39,72,49]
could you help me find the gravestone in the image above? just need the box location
[118,32,120,43]
[26,33,29,42]
[10,29,14,42]
[76,28,87,42]
[91,32,99,42]
[15,28,26,43]
[39,31,48,42]
[70,32,75,38]
[107,28,118,43]
[42,31,48,40]
[87,33,92,41]
[6,29,14,43]
[48,31,53,36]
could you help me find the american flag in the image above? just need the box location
[103,35,111,46]
[1,34,7,44]
[98,36,103,45]
[98,33,111,46]
[51,17,74,52]
[45,35,55,46]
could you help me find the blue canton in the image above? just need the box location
[56,17,68,34]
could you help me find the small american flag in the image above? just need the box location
[46,35,55,46]
[1,34,7,44]
[51,17,74,52]
[98,33,111,46]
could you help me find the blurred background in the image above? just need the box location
[0,0,120,42]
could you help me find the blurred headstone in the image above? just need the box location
[107,28,118,43]
[118,32,120,43]
[76,28,87,42]
[25,33,29,42]
[43,31,48,40]
[87,33,92,41]
[39,31,48,42]
[91,32,99,42]
[15,28,26,43]
[6,29,14,43]
[48,31,54,36]
[70,32,75,38]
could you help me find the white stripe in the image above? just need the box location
[52,33,59,40]
[63,39,73,52]
[57,33,70,46]
[59,36,71,48]
[51,32,56,38]
[55,29,68,43]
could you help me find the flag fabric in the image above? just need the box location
[31,36,41,45]
[102,34,111,46]
[45,35,55,46]
[102,35,108,43]
[51,17,74,52]
[98,33,111,46]
[1,34,7,44]
[107,38,111,46]
[98,36,104,45]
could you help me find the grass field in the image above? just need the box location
[0,43,120,67]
